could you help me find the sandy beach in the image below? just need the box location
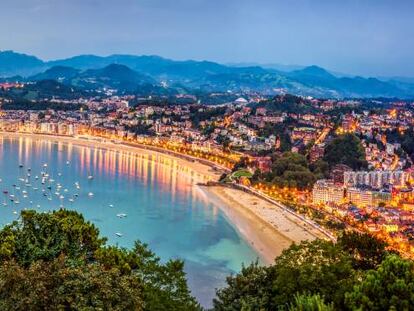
[0,132,324,264]
[205,186,325,263]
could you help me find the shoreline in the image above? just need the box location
[0,132,324,264]
[203,186,325,264]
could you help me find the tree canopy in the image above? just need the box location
[255,152,320,190]
[323,133,368,170]
[345,255,414,310]
[0,210,412,310]
[213,233,412,311]
[0,210,200,311]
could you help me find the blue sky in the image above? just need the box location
[1,0,413,77]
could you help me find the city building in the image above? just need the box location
[312,179,345,205]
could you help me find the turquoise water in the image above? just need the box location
[0,136,259,307]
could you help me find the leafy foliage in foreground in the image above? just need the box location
[288,294,334,311]
[345,255,414,310]
[0,210,200,311]
[213,232,413,311]
[0,210,412,310]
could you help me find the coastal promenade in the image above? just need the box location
[0,131,332,263]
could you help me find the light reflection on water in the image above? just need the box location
[0,136,259,308]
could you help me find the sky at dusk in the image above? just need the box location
[0,0,413,77]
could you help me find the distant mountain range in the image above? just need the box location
[1,50,414,99]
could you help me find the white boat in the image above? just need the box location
[116,213,127,218]
[109,204,114,208]
[88,175,94,180]
[115,232,123,237]
[13,211,17,215]
[88,192,94,197]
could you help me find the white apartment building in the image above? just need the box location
[344,170,409,189]
[312,179,345,205]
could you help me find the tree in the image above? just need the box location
[270,240,355,308]
[213,262,271,311]
[345,255,414,310]
[288,294,334,311]
[337,231,388,270]
[268,152,316,190]
[0,209,105,265]
[0,210,200,311]
[232,157,249,172]
[96,243,200,311]
[323,134,367,170]
[0,257,143,311]
[310,160,329,179]
[213,240,356,310]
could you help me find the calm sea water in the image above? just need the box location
[0,135,259,307]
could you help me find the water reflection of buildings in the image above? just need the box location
[10,136,219,219]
